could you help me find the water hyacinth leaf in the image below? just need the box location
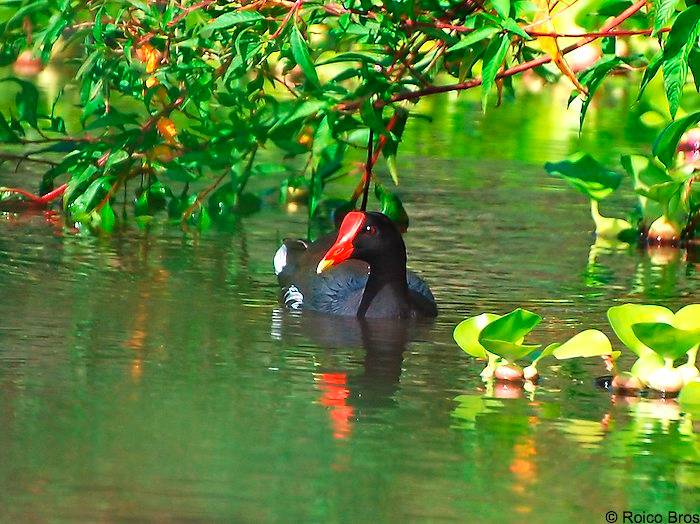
[454,313,501,358]
[632,323,700,360]
[552,329,613,359]
[290,26,320,89]
[679,381,700,406]
[653,111,700,167]
[607,304,675,355]
[480,308,541,344]
[545,153,622,201]
[675,305,700,331]
[480,339,541,362]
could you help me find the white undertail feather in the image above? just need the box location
[284,285,303,309]
[273,244,288,275]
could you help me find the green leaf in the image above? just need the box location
[661,5,700,118]
[552,329,613,359]
[576,56,623,128]
[500,18,531,40]
[602,36,616,55]
[1,78,39,128]
[638,50,663,101]
[675,305,700,331]
[652,111,700,167]
[290,26,320,89]
[481,33,510,111]
[200,11,263,36]
[607,304,675,355]
[545,153,623,201]
[480,308,541,344]
[679,380,700,406]
[478,308,541,360]
[447,26,500,53]
[653,0,681,35]
[489,0,510,19]
[480,340,541,361]
[100,201,116,232]
[632,323,700,360]
[375,184,409,230]
[454,313,502,358]
[0,113,19,142]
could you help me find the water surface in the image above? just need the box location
[1,83,698,522]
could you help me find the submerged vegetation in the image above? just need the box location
[0,0,698,232]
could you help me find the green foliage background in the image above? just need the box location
[0,0,698,231]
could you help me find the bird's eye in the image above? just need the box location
[364,225,377,235]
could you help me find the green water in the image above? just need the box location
[1,77,698,521]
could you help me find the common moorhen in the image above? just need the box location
[274,211,437,318]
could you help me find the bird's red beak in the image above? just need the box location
[317,211,365,273]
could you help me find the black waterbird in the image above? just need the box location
[274,211,437,318]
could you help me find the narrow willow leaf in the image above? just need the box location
[663,51,689,119]
[576,56,623,128]
[375,184,409,229]
[638,50,663,100]
[200,11,263,36]
[661,5,700,118]
[489,0,510,19]
[100,201,116,232]
[481,34,510,111]
[653,0,681,34]
[500,18,531,40]
[448,26,500,52]
[290,26,320,89]
[689,47,700,91]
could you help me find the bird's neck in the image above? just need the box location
[357,254,410,318]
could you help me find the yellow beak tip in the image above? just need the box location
[316,259,333,274]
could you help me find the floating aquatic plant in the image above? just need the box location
[544,153,634,242]
[546,116,700,247]
[607,304,700,394]
[454,308,613,383]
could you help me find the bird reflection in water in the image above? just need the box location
[271,308,433,440]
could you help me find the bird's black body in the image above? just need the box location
[274,212,437,319]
